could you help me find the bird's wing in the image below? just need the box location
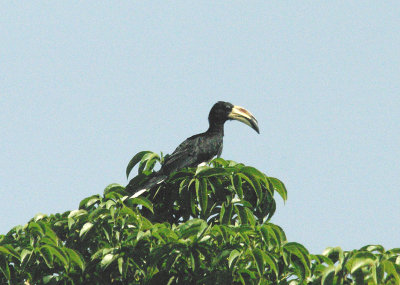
[161,133,215,174]
[127,136,205,196]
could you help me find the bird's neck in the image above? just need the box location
[207,121,225,135]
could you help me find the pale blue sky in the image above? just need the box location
[1,2,399,254]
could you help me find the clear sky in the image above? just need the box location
[1,2,399,254]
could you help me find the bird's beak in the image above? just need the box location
[228,105,260,133]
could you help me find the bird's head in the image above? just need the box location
[209,101,259,133]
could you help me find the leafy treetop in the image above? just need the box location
[0,151,399,284]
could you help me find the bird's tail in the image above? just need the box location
[126,173,167,198]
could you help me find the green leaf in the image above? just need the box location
[235,205,248,225]
[221,203,234,225]
[39,245,54,268]
[360,244,385,253]
[65,248,85,271]
[40,237,57,247]
[195,166,230,178]
[259,224,280,250]
[103,183,125,196]
[28,221,44,236]
[34,213,47,221]
[0,245,20,261]
[322,247,344,265]
[195,178,200,207]
[270,224,287,246]
[43,224,58,244]
[241,167,267,197]
[42,245,69,269]
[199,178,208,215]
[252,248,265,275]
[79,222,94,238]
[68,209,88,219]
[190,185,197,216]
[382,260,400,283]
[178,219,208,240]
[220,203,226,224]
[43,275,57,284]
[120,205,138,219]
[242,171,263,201]
[20,249,32,264]
[321,265,335,285]
[386,248,400,255]
[237,172,261,206]
[233,175,243,199]
[232,198,253,209]
[264,251,278,278]
[178,178,188,195]
[311,254,334,267]
[212,249,231,266]
[347,252,376,274]
[118,257,124,275]
[272,223,286,238]
[89,208,110,220]
[0,256,10,280]
[283,242,311,279]
[91,248,105,261]
[79,195,101,209]
[128,196,154,213]
[228,249,240,268]
[244,207,256,226]
[105,199,117,210]
[122,257,130,279]
[210,157,229,167]
[268,177,287,202]
[376,262,385,283]
[241,166,267,182]
[190,252,196,271]
[142,152,160,172]
[101,253,117,269]
[126,151,152,178]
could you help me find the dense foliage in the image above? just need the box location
[1,151,399,284]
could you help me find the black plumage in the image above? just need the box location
[128,101,259,196]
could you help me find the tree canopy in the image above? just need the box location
[1,151,399,284]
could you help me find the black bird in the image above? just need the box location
[129,101,259,196]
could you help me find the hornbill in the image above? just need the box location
[128,101,259,196]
